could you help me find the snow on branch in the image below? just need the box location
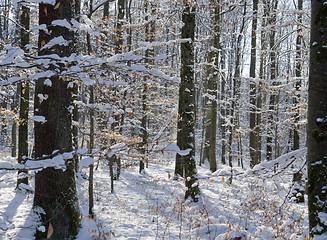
[0,155,65,171]
[0,149,93,171]
[246,148,307,177]
[106,143,127,158]
[41,36,69,50]
[163,144,191,156]
[0,43,180,87]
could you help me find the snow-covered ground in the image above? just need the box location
[0,150,308,239]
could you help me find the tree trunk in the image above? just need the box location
[34,2,80,239]
[228,2,246,169]
[293,0,303,150]
[140,0,154,174]
[17,4,30,187]
[266,0,278,161]
[307,0,327,237]
[249,0,260,167]
[11,88,18,158]
[203,0,220,172]
[175,1,199,202]
[88,84,95,217]
[87,0,95,218]
[219,54,226,165]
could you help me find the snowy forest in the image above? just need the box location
[0,0,326,239]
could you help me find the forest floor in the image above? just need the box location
[0,149,308,239]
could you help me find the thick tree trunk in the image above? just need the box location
[307,0,327,237]
[175,1,199,202]
[34,1,80,239]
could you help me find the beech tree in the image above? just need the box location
[34,1,80,239]
[175,0,199,202]
[307,0,327,237]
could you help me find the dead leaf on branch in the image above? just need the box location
[47,222,53,239]
[54,2,61,10]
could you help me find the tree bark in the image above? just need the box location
[17,4,30,187]
[175,1,199,202]
[249,0,260,167]
[266,0,278,161]
[293,0,303,150]
[203,0,220,172]
[34,1,80,239]
[140,0,153,174]
[307,0,327,237]
[228,1,247,168]
[219,54,226,165]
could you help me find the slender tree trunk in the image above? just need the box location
[17,4,30,187]
[73,0,80,172]
[293,0,303,150]
[203,0,220,172]
[249,0,260,167]
[34,1,80,239]
[258,2,269,163]
[87,0,95,218]
[220,54,226,165]
[266,0,278,161]
[88,84,95,217]
[307,0,327,237]
[228,2,247,168]
[140,0,154,174]
[1,101,7,146]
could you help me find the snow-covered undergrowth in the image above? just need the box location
[0,150,308,239]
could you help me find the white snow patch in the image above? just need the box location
[165,144,191,156]
[52,19,72,30]
[44,79,52,87]
[31,115,47,123]
[37,94,48,101]
[37,226,46,232]
[79,157,94,169]
[41,36,69,50]
[31,24,49,35]
[67,82,74,89]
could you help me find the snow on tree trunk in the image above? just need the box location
[34,1,80,239]
[266,0,279,161]
[175,1,199,202]
[293,0,303,151]
[203,0,220,173]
